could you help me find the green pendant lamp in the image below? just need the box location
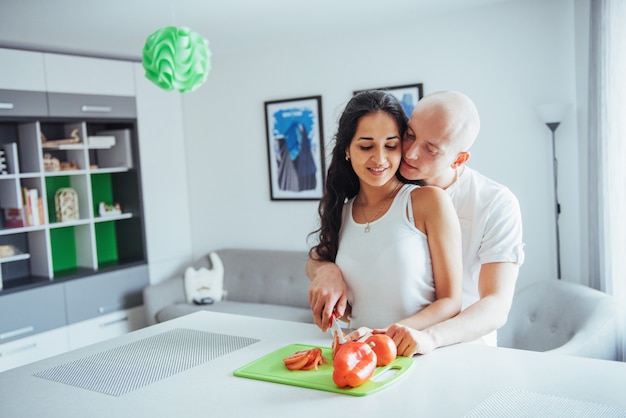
[142,26,211,93]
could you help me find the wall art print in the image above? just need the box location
[354,83,424,117]
[264,96,325,201]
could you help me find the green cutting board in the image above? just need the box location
[233,343,413,396]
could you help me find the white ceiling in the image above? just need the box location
[0,0,516,60]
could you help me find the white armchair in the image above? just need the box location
[498,280,621,361]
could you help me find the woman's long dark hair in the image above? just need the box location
[309,90,408,262]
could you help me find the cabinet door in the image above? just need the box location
[0,326,69,372]
[67,306,145,350]
[0,284,66,343]
[44,53,135,96]
[47,93,136,119]
[0,48,46,92]
[0,89,48,117]
[64,263,149,323]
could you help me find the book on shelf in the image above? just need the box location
[20,187,43,226]
[38,197,44,225]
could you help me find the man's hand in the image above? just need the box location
[307,260,348,331]
[384,324,436,356]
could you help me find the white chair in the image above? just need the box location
[498,280,621,361]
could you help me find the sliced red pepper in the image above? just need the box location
[283,347,327,371]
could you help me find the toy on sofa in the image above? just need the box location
[183,252,225,305]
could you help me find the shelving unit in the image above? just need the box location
[0,118,145,289]
[0,48,158,372]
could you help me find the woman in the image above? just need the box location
[309,90,462,337]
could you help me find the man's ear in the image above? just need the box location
[452,151,471,168]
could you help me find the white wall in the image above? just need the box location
[182,0,586,288]
[134,65,194,283]
[574,0,590,287]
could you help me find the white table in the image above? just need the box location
[1,311,625,417]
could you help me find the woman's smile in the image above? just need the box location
[368,166,390,175]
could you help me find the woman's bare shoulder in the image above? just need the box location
[410,185,448,200]
[410,185,452,215]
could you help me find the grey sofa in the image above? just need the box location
[143,248,313,325]
[498,280,622,361]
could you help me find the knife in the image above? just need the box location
[329,313,346,344]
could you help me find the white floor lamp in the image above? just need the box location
[536,103,570,280]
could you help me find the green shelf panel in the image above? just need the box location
[91,173,114,215]
[95,221,119,266]
[50,227,77,274]
[45,176,71,224]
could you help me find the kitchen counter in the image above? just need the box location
[1,311,625,417]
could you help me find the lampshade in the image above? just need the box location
[535,103,570,124]
[142,26,212,93]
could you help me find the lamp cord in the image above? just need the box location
[552,130,562,279]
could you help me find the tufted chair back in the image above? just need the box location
[498,280,621,361]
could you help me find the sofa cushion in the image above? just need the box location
[215,249,311,309]
[156,301,313,324]
[142,248,313,326]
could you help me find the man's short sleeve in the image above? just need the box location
[478,187,525,265]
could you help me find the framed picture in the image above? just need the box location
[354,83,424,117]
[264,95,325,201]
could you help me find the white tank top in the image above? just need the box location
[336,184,435,329]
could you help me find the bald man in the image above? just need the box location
[307,91,524,355]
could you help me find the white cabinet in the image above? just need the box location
[67,306,145,350]
[0,306,146,372]
[0,49,47,117]
[0,326,69,372]
[0,49,152,372]
[44,53,135,96]
[0,48,46,91]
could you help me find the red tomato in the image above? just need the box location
[366,334,397,366]
[332,341,377,388]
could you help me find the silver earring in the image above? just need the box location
[345,156,350,161]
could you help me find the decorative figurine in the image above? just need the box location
[55,188,79,222]
[41,128,81,148]
[98,202,122,217]
[43,153,61,172]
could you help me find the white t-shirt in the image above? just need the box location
[447,166,525,346]
[336,184,434,329]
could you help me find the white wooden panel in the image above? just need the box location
[0,177,21,209]
[3,142,20,174]
[93,129,133,168]
[74,224,95,269]
[44,53,135,96]
[0,48,46,91]
[0,326,68,372]
[17,122,42,173]
[67,306,145,350]
[28,229,52,278]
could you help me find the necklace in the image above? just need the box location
[358,183,402,233]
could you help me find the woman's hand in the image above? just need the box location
[345,326,374,342]
[383,323,437,356]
